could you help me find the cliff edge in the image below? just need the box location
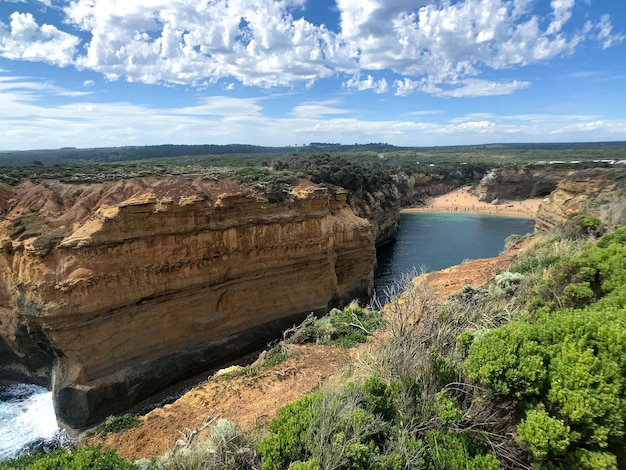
[478,166,573,203]
[535,168,626,232]
[0,176,385,432]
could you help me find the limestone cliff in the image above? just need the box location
[393,172,470,205]
[478,167,573,202]
[535,168,626,232]
[349,184,400,246]
[0,176,379,431]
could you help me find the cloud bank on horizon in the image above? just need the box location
[0,0,625,150]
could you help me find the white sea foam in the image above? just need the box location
[0,384,59,460]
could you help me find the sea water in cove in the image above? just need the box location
[374,212,535,303]
[0,384,61,460]
[0,212,534,460]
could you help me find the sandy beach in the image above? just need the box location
[404,186,542,218]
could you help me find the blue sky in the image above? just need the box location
[0,0,625,151]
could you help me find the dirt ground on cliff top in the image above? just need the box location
[90,244,522,461]
[90,344,352,461]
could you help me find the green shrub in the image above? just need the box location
[510,254,560,275]
[96,415,141,437]
[560,449,617,470]
[431,356,460,388]
[287,304,384,348]
[154,419,258,470]
[422,431,501,470]
[259,376,410,470]
[456,331,476,355]
[562,214,606,239]
[0,446,136,470]
[595,225,626,247]
[489,272,525,298]
[435,390,463,427]
[288,459,320,470]
[562,281,595,307]
[257,393,321,470]
[526,227,626,311]
[325,305,384,348]
[573,229,626,295]
[578,215,603,231]
[517,408,573,459]
[464,321,547,397]
[467,453,502,470]
[360,375,402,424]
[465,279,626,466]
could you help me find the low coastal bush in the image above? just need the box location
[286,302,384,348]
[0,446,136,470]
[463,228,626,468]
[256,225,626,469]
[257,374,503,470]
[96,415,141,437]
[144,419,258,470]
[526,226,626,312]
[258,377,418,470]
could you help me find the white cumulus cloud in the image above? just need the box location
[64,0,340,87]
[343,75,388,93]
[0,0,623,97]
[0,12,79,66]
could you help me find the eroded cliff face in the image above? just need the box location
[393,172,469,205]
[0,176,378,431]
[478,167,573,202]
[349,184,400,246]
[535,168,625,232]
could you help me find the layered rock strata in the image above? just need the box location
[535,168,626,232]
[349,184,400,246]
[0,176,378,431]
[478,167,573,203]
[393,172,469,206]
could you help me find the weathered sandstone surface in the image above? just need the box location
[478,167,573,203]
[0,176,389,432]
[349,184,400,246]
[535,168,626,232]
[393,172,475,205]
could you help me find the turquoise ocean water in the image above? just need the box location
[374,212,535,303]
